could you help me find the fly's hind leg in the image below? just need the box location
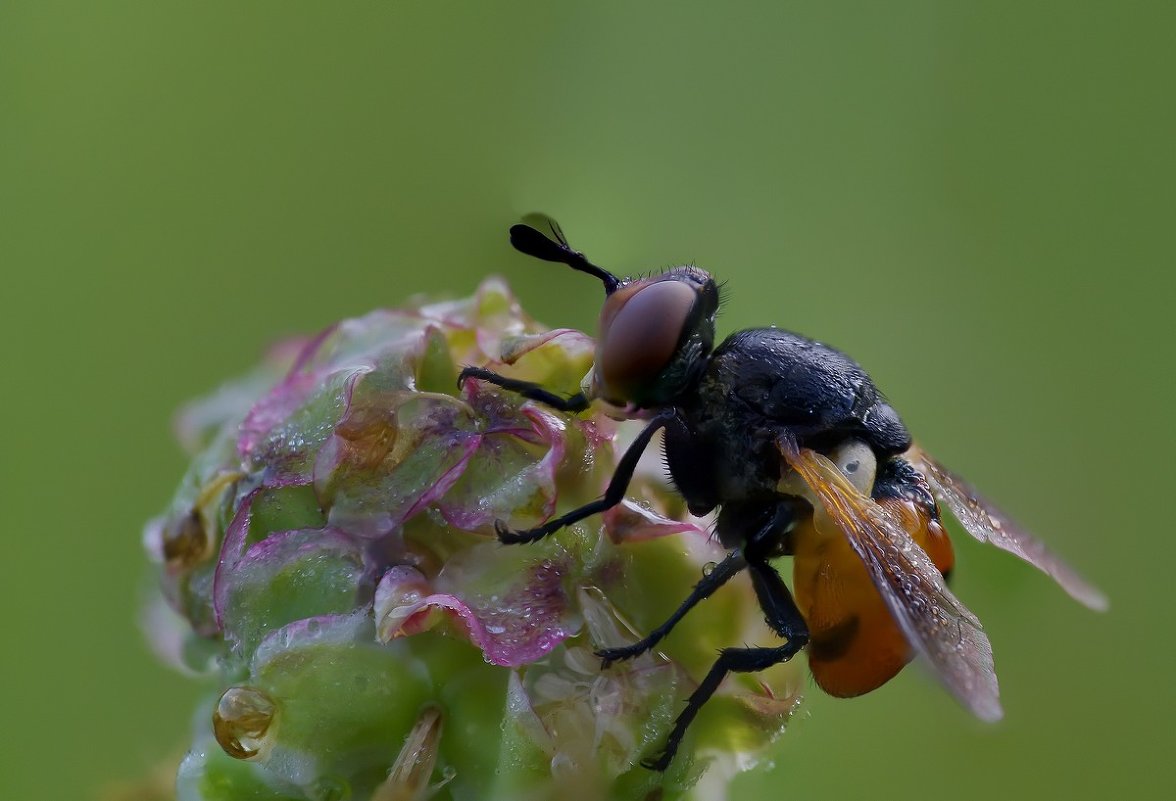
[644,557,808,771]
[597,497,803,667]
[643,501,809,771]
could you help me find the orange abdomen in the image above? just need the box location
[793,499,954,697]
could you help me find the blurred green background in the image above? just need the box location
[1,2,1172,799]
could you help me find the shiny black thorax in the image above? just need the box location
[662,327,911,528]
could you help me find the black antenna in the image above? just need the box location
[509,214,620,295]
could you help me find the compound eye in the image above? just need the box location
[596,279,697,402]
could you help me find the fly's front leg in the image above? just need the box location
[495,410,676,544]
[457,366,590,413]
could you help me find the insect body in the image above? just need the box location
[459,215,1107,771]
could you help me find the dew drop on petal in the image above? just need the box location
[212,686,278,760]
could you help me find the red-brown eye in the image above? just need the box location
[596,279,697,403]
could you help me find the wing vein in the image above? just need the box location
[908,446,1108,612]
[781,442,1003,722]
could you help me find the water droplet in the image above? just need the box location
[212,686,277,760]
[702,561,718,577]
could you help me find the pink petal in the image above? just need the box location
[602,500,706,543]
[374,555,576,667]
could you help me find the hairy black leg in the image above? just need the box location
[645,557,808,772]
[496,410,675,544]
[457,366,590,413]
[595,549,747,668]
[746,559,806,639]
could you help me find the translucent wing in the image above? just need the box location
[907,446,1108,612]
[780,440,1003,722]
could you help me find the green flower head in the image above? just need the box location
[143,279,800,801]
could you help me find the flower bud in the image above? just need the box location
[143,279,801,800]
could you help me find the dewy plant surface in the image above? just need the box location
[142,278,801,801]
